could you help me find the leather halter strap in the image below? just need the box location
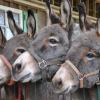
[65,60,99,88]
[0,55,15,86]
[0,55,12,69]
[30,50,66,70]
[38,57,65,70]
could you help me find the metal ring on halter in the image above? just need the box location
[38,59,47,70]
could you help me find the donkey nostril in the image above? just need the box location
[72,84,77,89]
[15,63,22,72]
[54,79,63,89]
[57,80,62,86]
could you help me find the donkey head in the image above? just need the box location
[0,28,10,86]
[29,24,70,80]
[11,25,69,83]
[3,9,38,83]
[12,49,41,83]
[52,9,100,94]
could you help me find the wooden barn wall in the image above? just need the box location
[0,0,47,31]
[37,10,46,30]
[0,0,28,11]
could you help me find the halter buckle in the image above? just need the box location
[39,59,47,69]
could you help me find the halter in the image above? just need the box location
[65,60,99,88]
[29,50,66,70]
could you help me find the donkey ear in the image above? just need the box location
[45,0,60,25]
[60,0,72,30]
[14,47,26,56]
[96,18,100,36]
[77,2,86,32]
[0,27,6,48]
[26,9,36,38]
[7,11,23,35]
[78,2,94,32]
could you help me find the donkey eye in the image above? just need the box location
[14,63,22,73]
[49,39,58,44]
[86,53,95,58]
[86,52,95,60]
[48,36,59,47]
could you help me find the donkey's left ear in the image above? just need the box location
[27,9,36,38]
[96,18,100,36]
[7,11,23,35]
[60,0,72,30]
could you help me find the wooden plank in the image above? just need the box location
[96,0,100,3]
[3,0,97,23]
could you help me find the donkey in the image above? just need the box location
[3,0,74,83]
[0,28,16,100]
[52,2,100,100]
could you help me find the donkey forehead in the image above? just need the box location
[36,24,68,41]
[73,31,100,50]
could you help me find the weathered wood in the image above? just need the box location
[16,81,96,100]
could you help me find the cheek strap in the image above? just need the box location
[65,60,99,88]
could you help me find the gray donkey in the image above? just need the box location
[3,0,73,84]
[52,2,100,100]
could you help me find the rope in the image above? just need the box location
[25,82,30,100]
[18,83,22,100]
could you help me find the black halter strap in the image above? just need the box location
[29,49,66,70]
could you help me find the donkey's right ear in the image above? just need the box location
[26,9,36,38]
[77,2,86,32]
[78,2,94,32]
[7,11,23,35]
[0,27,6,48]
[96,18,100,36]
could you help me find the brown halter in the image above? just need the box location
[0,55,15,85]
[65,60,99,88]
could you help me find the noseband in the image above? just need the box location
[65,60,99,88]
[30,50,66,70]
[38,57,65,70]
